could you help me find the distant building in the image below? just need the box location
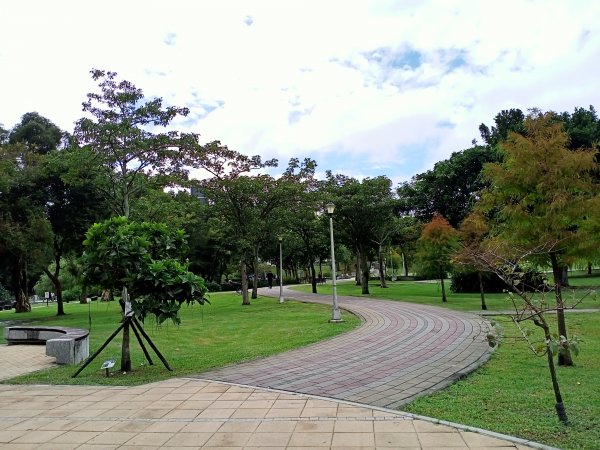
[191,186,208,205]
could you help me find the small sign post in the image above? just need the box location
[100,358,116,377]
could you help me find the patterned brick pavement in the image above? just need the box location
[197,287,493,409]
[0,378,542,449]
[0,344,56,381]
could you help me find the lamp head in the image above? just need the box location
[326,203,335,215]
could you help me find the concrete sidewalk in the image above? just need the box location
[0,288,555,449]
[0,376,544,449]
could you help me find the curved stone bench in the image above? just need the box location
[4,326,89,365]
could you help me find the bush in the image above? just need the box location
[205,281,222,292]
[451,270,506,293]
[0,283,11,301]
[62,288,81,303]
[451,268,548,293]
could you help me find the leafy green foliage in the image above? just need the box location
[9,112,63,154]
[480,111,599,260]
[397,146,497,227]
[323,174,398,294]
[82,217,207,325]
[74,69,193,217]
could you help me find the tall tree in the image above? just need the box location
[479,110,600,366]
[41,149,108,314]
[9,112,63,154]
[73,69,197,365]
[193,141,278,304]
[479,108,525,148]
[394,216,423,277]
[0,143,53,311]
[73,69,192,218]
[324,174,397,294]
[415,213,459,302]
[397,146,497,227]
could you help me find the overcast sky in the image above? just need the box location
[2,0,600,183]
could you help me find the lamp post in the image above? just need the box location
[326,203,342,322]
[277,235,284,303]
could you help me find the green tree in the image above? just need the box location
[193,141,278,304]
[479,110,600,366]
[394,216,423,277]
[0,143,53,312]
[397,146,497,227]
[415,213,459,302]
[9,112,63,154]
[41,149,109,314]
[478,108,525,148]
[324,174,397,294]
[73,69,192,218]
[82,217,208,371]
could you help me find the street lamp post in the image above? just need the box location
[277,235,284,303]
[326,203,342,322]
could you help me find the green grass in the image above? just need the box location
[404,314,600,450]
[293,279,599,311]
[294,280,599,449]
[567,272,600,288]
[0,293,360,386]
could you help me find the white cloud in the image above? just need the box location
[2,0,600,184]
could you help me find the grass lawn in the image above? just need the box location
[292,279,599,312]
[567,272,600,288]
[0,292,360,386]
[294,280,600,449]
[404,314,600,450]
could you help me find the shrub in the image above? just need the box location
[451,268,548,293]
[205,280,222,292]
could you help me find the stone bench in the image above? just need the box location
[4,326,89,365]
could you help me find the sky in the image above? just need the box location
[2,0,600,184]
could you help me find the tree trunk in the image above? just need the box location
[440,271,447,302]
[355,253,361,285]
[557,266,569,287]
[359,247,370,295]
[310,260,317,294]
[550,253,573,366]
[402,251,408,277]
[538,321,568,423]
[44,266,65,316]
[588,262,593,275]
[12,259,31,313]
[120,287,132,372]
[478,271,487,310]
[80,284,89,304]
[319,258,323,282]
[241,258,250,305]
[378,244,387,288]
[251,248,259,299]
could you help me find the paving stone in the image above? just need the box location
[198,287,493,409]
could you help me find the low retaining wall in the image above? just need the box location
[4,326,89,365]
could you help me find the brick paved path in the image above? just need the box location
[198,287,493,409]
[0,344,56,381]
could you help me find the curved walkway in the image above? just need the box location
[197,286,493,409]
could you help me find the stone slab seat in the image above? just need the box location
[4,326,89,365]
